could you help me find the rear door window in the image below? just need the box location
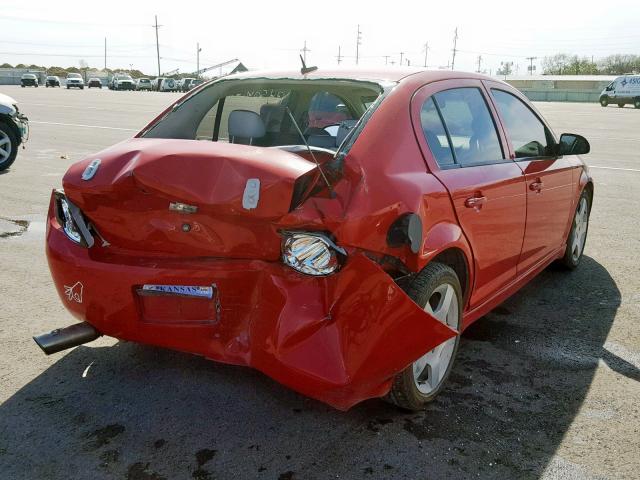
[491,89,554,158]
[420,98,455,166]
[432,88,504,166]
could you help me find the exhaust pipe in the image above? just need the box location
[33,322,101,355]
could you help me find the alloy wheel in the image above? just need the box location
[412,283,459,394]
[0,130,12,165]
[571,196,589,262]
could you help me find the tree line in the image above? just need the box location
[542,54,640,75]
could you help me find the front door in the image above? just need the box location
[487,84,575,274]
[412,80,527,308]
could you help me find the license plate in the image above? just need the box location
[139,284,214,299]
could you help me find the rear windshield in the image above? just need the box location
[142,78,385,152]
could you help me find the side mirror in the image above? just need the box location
[558,133,590,156]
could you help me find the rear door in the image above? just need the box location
[412,80,526,308]
[486,82,575,274]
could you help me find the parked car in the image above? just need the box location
[0,92,29,171]
[599,75,640,108]
[20,73,38,88]
[36,69,593,411]
[135,78,152,91]
[109,74,135,91]
[45,76,61,87]
[87,78,102,89]
[178,77,197,92]
[152,77,177,92]
[66,73,84,89]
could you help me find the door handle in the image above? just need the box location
[529,179,543,192]
[464,195,487,209]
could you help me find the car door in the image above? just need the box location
[412,80,527,309]
[486,82,576,274]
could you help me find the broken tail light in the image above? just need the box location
[281,232,346,276]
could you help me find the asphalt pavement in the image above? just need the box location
[0,85,638,480]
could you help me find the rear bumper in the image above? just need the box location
[45,193,455,410]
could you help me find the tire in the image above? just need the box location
[634,99,640,109]
[21,85,25,88]
[618,103,625,108]
[385,262,462,411]
[600,97,608,107]
[0,122,18,172]
[559,189,590,269]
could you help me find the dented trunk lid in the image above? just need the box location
[63,138,317,259]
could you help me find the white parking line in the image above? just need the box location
[29,121,137,132]
[590,166,640,172]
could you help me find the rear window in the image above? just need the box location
[144,78,384,152]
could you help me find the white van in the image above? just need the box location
[599,75,640,108]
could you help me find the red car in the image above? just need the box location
[35,68,592,411]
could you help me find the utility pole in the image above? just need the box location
[526,56,537,75]
[336,45,342,65]
[104,37,107,71]
[197,43,201,79]
[477,55,482,73]
[423,42,429,68]
[399,52,404,65]
[355,24,362,65]
[153,15,162,81]
[383,55,390,65]
[301,40,310,63]
[451,27,458,70]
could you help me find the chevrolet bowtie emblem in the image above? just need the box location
[169,202,198,214]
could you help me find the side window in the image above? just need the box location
[491,89,554,158]
[420,98,455,166]
[433,88,504,166]
[308,92,354,129]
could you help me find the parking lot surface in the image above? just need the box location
[0,86,638,480]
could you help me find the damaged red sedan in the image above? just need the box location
[35,68,593,411]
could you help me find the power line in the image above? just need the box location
[153,15,162,79]
[301,40,310,63]
[355,24,362,65]
[451,27,458,70]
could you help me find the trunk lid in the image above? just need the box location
[63,138,317,259]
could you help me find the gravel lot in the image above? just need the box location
[0,86,638,480]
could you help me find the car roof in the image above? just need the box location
[225,67,492,85]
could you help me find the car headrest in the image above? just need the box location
[228,110,266,143]
[336,120,358,146]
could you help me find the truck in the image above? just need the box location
[599,75,640,108]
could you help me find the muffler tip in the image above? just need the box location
[33,322,101,355]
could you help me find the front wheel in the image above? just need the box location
[385,262,462,411]
[0,122,18,172]
[559,190,590,269]
[634,99,640,109]
[600,97,608,107]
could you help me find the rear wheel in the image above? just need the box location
[0,122,18,172]
[385,262,462,411]
[559,190,590,269]
[634,98,640,109]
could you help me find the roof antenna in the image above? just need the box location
[300,54,317,75]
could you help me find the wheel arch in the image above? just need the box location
[420,221,474,307]
[0,114,21,145]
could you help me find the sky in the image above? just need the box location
[2,0,640,77]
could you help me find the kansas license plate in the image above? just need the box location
[140,284,214,299]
